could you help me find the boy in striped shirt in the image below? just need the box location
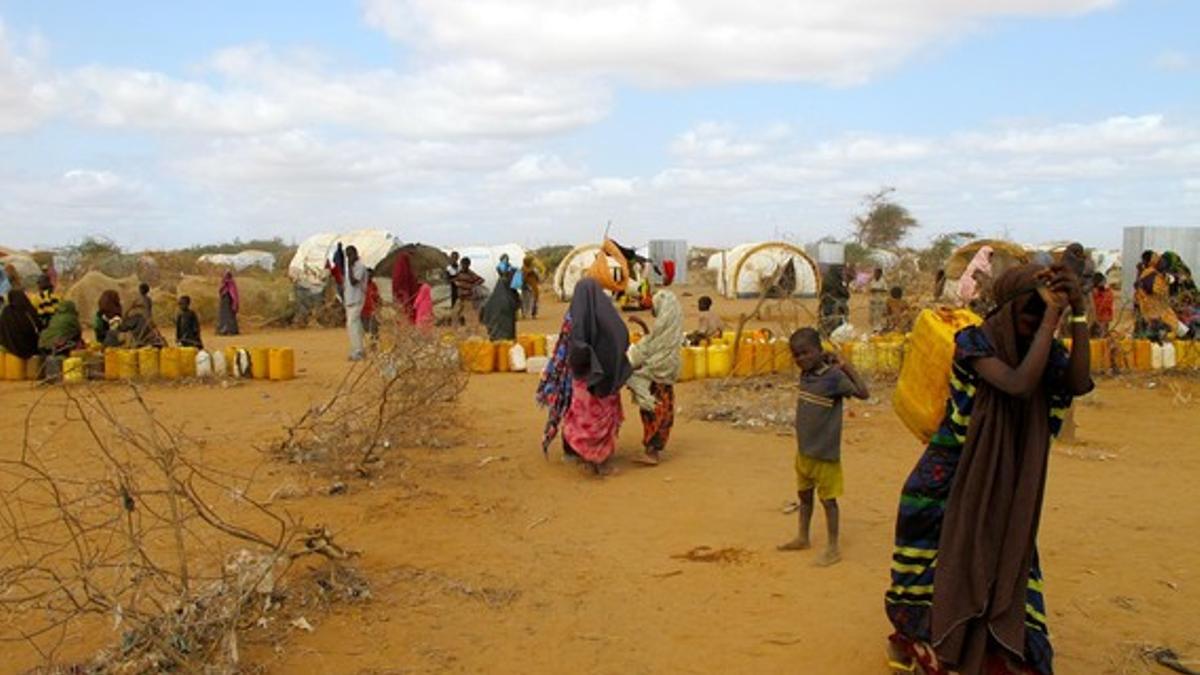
[778,327,869,566]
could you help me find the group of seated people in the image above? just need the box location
[0,269,205,365]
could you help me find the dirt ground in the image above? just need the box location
[2,288,1198,674]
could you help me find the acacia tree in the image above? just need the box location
[852,187,920,249]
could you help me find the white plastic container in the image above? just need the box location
[508,343,527,372]
[211,349,228,377]
[525,356,549,374]
[1162,342,1177,369]
[1151,342,1164,370]
[195,350,213,378]
[234,349,252,378]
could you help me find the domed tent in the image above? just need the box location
[287,230,399,292]
[197,250,276,273]
[553,243,602,301]
[712,242,821,299]
[450,243,527,293]
[943,239,1030,300]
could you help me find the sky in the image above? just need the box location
[1,0,1198,252]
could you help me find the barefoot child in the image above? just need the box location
[778,327,869,566]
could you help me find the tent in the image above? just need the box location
[711,242,821,299]
[197,250,276,272]
[451,243,527,292]
[944,239,1030,283]
[376,244,452,286]
[0,253,43,290]
[553,243,602,300]
[287,230,399,292]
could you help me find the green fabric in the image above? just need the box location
[38,300,81,351]
[627,290,683,411]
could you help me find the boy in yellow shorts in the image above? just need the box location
[778,327,869,566]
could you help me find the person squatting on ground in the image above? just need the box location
[778,327,870,567]
[175,296,203,349]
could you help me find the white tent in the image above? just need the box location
[553,243,602,300]
[451,243,527,292]
[712,242,821,299]
[287,230,399,291]
[198,249,276,272]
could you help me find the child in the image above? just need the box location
[174,296,203,349]
[885,286,910,333]
[778,327,869,566]
[689,295,724,344]
[1091,272,1114,337]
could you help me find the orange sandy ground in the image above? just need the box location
[1,290,1198,674]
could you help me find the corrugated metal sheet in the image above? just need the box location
[1121,227,1200,298]
[649,239,688,285]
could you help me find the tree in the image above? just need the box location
[852,187,920,249]
[918,231,976,273]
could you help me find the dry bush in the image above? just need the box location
[276,310,470,478]
[0,386,363,673]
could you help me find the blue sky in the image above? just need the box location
[1,0,1197,251]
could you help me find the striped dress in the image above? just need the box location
[885,327,1074,675]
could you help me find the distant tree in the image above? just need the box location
[852,187,920,249]
[919,231,976,273]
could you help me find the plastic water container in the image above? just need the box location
[772,339,794,374]
[138,347,161,379]
[1162,342,1177,369]
[1133,340,1152,371]
[1089,340,1110,373]
[43,356,63,383]
[707,343,733,378]
[233,349,252,378]
[753,341,773,376]
[195,350,213,378]
[493,341,514,373]
[733,338,756,377]
[2,352,23,381]
[160,347,180,379]
[507,343,527,373]
[247,347,268,379]
[516,335,537,360]
[211,349,227,377]
[269,348,295,381]
[24,355,44,381]
[63,357,85,383]
[689,345,708,379]
[532,334,547,357]
[1177,341,1197,370]
[1150,342,1164,370]
[103,350,120,380]
[679,347,695,381]
[117,349,138,380]
[458,339,494,373]
[893,308,982,443]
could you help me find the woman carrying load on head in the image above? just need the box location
[884,264,1093,675]
[626,290,683,465]
[38,300,84,355]
[957,245,994,312]
[536,277,631,475]
[217,271,240,336]
[0,289,40,359]
[391,251,420,324]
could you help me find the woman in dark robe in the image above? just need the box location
[0,289,40,359]
[217,271,240,335]
[480,280,520,341]
[391,252,420,324]
[818,264,850,336]
[884,264,1093,675]
[94,290,123,346]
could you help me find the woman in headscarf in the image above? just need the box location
[819,264,850,336]
[1137,254,1182,339]
[884,264,1093,675]
[0,289,40,359]
[536,278,631,474]
[391,251,420,324]
[38,300,83,355]
[626,290,683,465]
[480,279,520,341]
[94,290,123,346]
[413,282,434,330]
[124,295,165,348]
[217,271,240,335]
[957,245,994,310]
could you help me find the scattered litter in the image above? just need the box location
[650,570,683,580]
[477,455,507,468]
[1140,645,1200,675]
[782,501,799,515]
[527,515,552,531]
[327,481,347,496]
[671,546,752,565]
[290,617,315,632]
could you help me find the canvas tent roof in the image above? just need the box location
[0,253,43,289]
[553,243,602,301]
[376,244,451,286]
[944,239,1030,281]
[288,230,399,291]
[711,242,821,299]
[451,243,526,292]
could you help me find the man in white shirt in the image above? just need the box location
[343,245,367,361]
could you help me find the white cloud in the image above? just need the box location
[364,0,1114,86]
[494,154,582,183]
[1153,50,1194,72]
[0,21,62,133]
[671,123,765,163]
[957,115,1183,155]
